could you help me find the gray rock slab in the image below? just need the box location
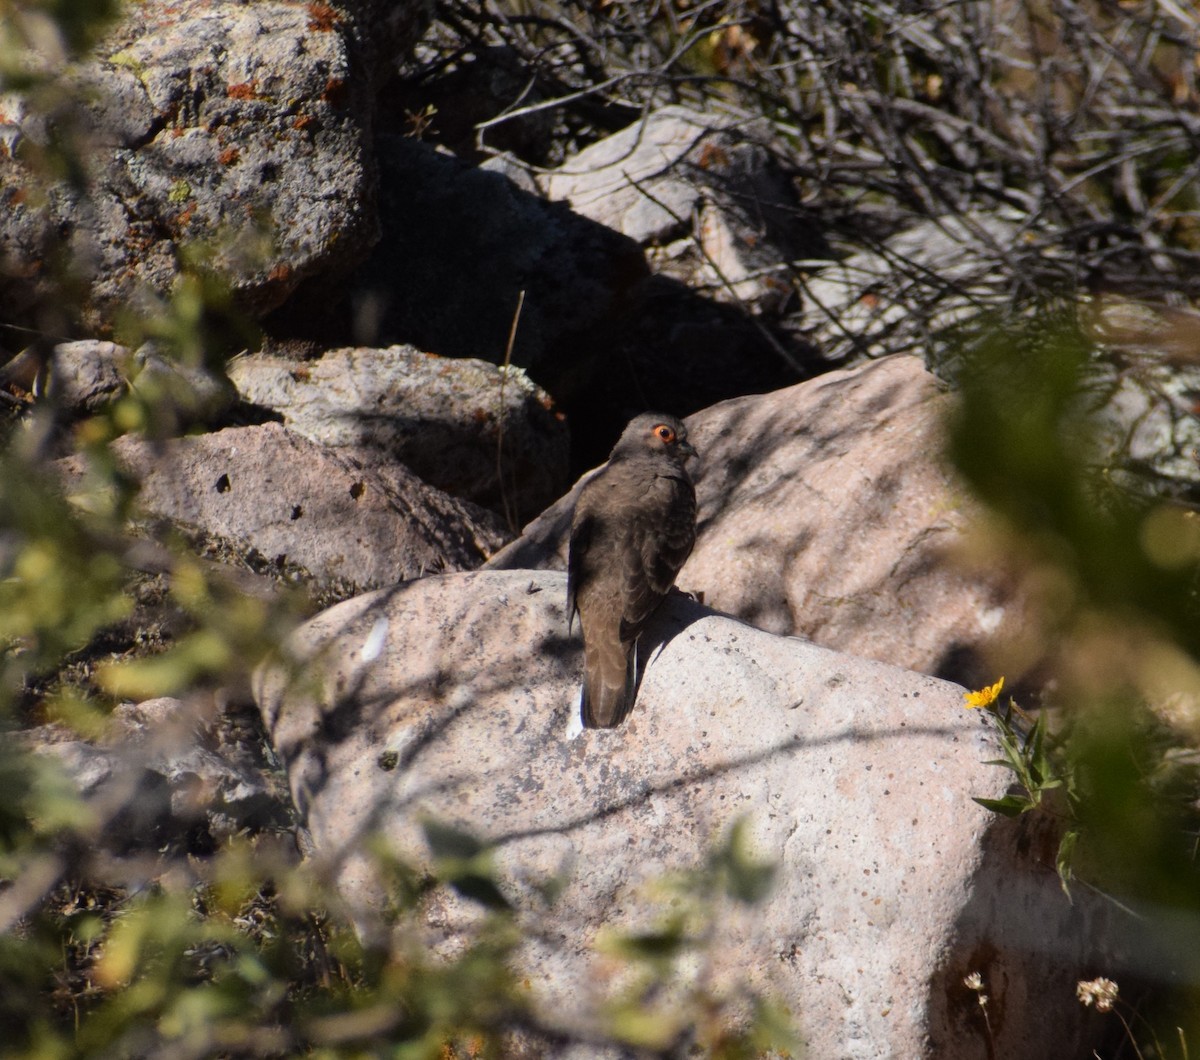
[254,568,1108,1059]
[8,340,234,422]
[491,355,1026,687]
[228,345,569,523]
[798,213,1022,363]
[55,423,508,591]
[540,105,830,312]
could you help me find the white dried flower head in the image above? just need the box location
[1076,977,1119,1013]
[963,972,984,992]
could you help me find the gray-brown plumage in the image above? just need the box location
[567,413,697,728]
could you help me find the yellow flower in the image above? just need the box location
[963,676,1005,709]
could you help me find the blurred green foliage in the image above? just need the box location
[3,0,1200,1056]
[1,0,121,59]
[948,313,1200,641]
[598,817,795,1058]
[948,310,1200,1050]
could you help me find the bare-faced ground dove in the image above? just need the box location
[567,413,697,728]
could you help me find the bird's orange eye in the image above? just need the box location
[654,425,675,443]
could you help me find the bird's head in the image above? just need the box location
[613,412,697,463]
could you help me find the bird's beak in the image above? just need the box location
[680,440,698,460]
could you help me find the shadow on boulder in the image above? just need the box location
[262,135,823,470]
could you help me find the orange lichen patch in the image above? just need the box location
[8,187,27,205]
[176,201,198,227]
[227,80,260,100]
[292,113,316,131]
[218,146,240,165]
[697,141,730,169]
[322,78,348,106]
[267,262,292,284]
[307,2,341,31]
[125,229,155,254]
[441,1036,485,1060]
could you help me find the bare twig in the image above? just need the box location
[621,169,810,375]
[496,289,526,534]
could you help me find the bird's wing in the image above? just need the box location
[566,508,593,635]
[644,474,696,591]
[619,474,696,642]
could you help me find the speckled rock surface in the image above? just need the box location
[0,0,421,330]
[254,567,1109,1059]
[228,345,568,523]
[55,422,508,592]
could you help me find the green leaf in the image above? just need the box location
[749,995,802,1054]
[995,731,1029,779]
[1028,714,1057,788]
[532,872,568,909]
[607,1001,686,1049]
[419,820,512,909]
[1056,828,1079,899]
[973,794,1033,817]
[605,926,688,962]
[728,859,777,905]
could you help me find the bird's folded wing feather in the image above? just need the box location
[619,475,696,641]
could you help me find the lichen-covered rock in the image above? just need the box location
[0,0,412,331]
[228,345,569,523]
[0,339,235,422]
[22,696,287,852]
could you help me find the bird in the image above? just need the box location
[567,412,697,728]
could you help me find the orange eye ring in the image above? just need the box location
[654,424,676,443]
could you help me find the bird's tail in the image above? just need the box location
[581,642,637,729]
